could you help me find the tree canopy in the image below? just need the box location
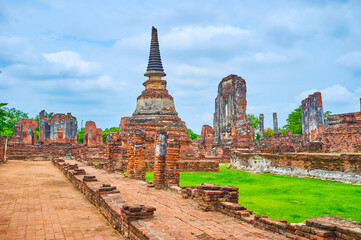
[102,127,119,144]
[0,104,29,138]
[283,105,302,135]
[188,129,201,140]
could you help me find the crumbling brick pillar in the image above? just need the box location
[106,142,115,173]
[259,114,264,140]
[133,129,146,181]
[165,132,181,187]
[273,112,278,133]
[154,131,167,189]
[127,132,135,179]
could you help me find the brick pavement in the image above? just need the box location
[66,160,288,239]
[0,160,123,240]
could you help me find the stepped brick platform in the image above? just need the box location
[58,159,287,239]
[0,160,122,239]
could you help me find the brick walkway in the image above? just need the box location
[67,160,288,240]
[0,161,122,240]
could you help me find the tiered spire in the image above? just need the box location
[144,26,166,77]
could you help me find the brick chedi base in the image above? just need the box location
[107,26,195,181]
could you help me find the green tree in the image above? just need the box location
[78,127,85,144]
[102,127,119,144]
[247,114,260,140]
[247,114,260,129]
[283,106,302,135]
[0,106,29,138]
[0,103,8,134]
[264,128,274,139]
[188,129,201,140]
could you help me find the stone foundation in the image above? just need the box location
[228,152,361,183]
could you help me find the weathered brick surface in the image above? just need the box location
[302,92,325,142]
[321,112,361,152]
[255,132,305,153]
[7,142,71,160]
[0,136,6,162]
[9,118,38,145]
[214,74,252,149]
[72,144,107,164]
[199,124,215,157]
[84,121,103,147]
[39,110,78,144]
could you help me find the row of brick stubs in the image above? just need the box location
[52,158,157,239]
[182,183,360,240]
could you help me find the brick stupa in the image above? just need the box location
[119,26,194,161]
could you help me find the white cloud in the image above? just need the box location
[68,74,126,91]
[161,25,250,48]
[169,64,224,77]
[295,84,359,113]
[337,51,361,72]
[235,52,290,65]
[43,51,101,76]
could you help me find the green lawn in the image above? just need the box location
[146,163,361,223]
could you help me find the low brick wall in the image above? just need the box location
[53,159,157,239]
[7,142,72,160]
[111,159,219,172]
[182,183,361,240]
[229,152,361,183]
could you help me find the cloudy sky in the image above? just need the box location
[0,0,360,133]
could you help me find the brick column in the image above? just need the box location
[259,114,264,140]
[133,129,146,181]
[273,112,278,133]
[154,131,167,189]
[165,132,181,187]
[127,131,135,179]
[106,142,114,173]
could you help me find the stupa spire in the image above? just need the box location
[144,26,166,77]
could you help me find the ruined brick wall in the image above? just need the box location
[72,145,107,163]
[0,136,6,162]
[214,75,251,148]
[7,142,71,160]
[84,121,103,147]
[321,112,361,152]
[199,125,215,157]
[302,92,325,142]
[39,110,77,144]
[255,131,305,153]
[9,119,38,145]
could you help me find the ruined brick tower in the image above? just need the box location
[213,75,252,149]
[111,27,194,183]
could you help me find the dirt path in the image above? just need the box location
[0,160,123,240]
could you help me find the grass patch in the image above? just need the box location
[146,163,361,223]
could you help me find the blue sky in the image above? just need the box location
[0,0,360,133]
